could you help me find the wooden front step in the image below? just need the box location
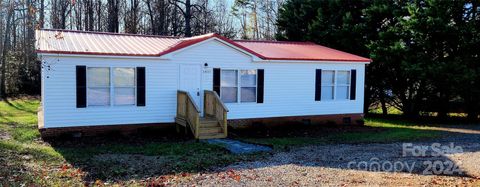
[197,117,226,139]
[199,126,222,134]
[198,132,227,139]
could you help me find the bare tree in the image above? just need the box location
[124,0,139,33]
[169,0,203,37]
[51,0,72,29]
[0,0,14,98]
[107,0,119,32]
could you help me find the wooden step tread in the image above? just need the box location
[199,126,222,133]
[200,121,220,128]
[198,132,227,139]
[200,117,217,123]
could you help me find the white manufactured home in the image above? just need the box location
[36,29,371,139]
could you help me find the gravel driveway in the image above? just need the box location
[164,125,480,186]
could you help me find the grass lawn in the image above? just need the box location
[0,98,463,186]
[239,118,443,149]
[0,98,259,186]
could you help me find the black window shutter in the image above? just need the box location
[76,66,87,108]
[315,69,322,101]
[213,68,221,95]
[137,67,146,106]
[350,69,357,100]
[257,69,264,103]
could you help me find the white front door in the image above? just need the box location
[179,64,202,113]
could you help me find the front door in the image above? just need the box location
[179,64,202,113]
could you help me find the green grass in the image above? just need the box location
[0,99,40,142]
[0,98,459,185]
[0,98,260,186]
[242,117,443,149]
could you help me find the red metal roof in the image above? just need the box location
[36,29,371,63]
[235,40,371,62]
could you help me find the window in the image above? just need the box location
[87,67,110,106]
[86,67,136,106]
[220,70,238,103]
[336,71,350,100]
[240,70,257,102]
[321,70,350,101]
[321,70,334,101]
[220,69,257,103]
[114,68,136,105]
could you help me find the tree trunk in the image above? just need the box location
[184,0,192,37]
[379,90,388,116]
[107,0,119,32]
[146,0,156,34]
[97,0,102,31]
[1,1,14,98]
[39,0,45,28]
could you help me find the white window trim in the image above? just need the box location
[336,70,351,101]
[239,69,258,103]
[220,69,258,103]
[321,70,351,101]
[86,66,137,107]
[113,67,137,106]
[86,67,111,107]
[220,69,239,103]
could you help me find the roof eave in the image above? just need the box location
[254,58,371,64]
[36,50,171,59]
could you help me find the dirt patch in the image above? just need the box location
[88,154,175,181]
[166,134,480,186]
[0,130,11,140]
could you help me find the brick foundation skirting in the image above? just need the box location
[227,113,364,129]
[40,113,364,137]
[39,123,175,138]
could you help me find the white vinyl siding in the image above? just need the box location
[40,39,365,128]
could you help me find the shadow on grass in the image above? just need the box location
[45,126,261,182]
[2,99,38,114]
[9,114,479,184]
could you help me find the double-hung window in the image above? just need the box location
[321,70,351,101]
[321,70,335,101]
[86,67,136,106]
[336,71,350,100]
[240,70,257,102]
[220,69,257,103]
[87,67,111,106]
[220,70,238,103]
[113,68,136,105]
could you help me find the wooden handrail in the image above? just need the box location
[177,90,201,113]
[204,90,229,112]
[204,90,228,137]
[177,90,200,138]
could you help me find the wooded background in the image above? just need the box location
[0,0,479,119]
